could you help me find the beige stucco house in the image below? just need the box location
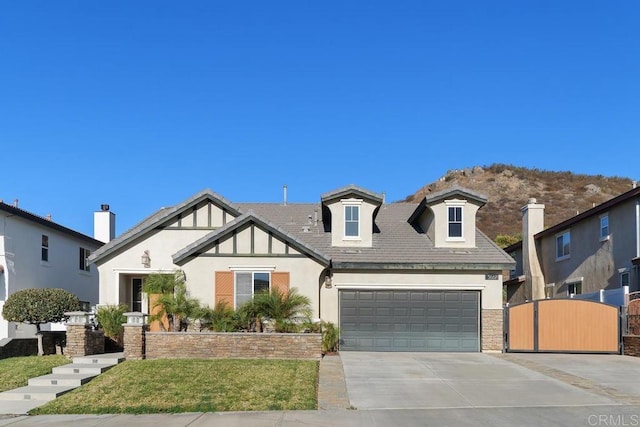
[504,185,640,305]
[89,185,514,352]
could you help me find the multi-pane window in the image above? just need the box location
[448,207,463,238]
[236,272,270,307]
[600,215,609,240]
[79,248,91,271]
[41,235,49,262]
[556,231,570,260]
[567,281,582,296]
[344,205,359,237]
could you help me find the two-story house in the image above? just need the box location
[504,184,640,305]
[89,185,514,352]
[0,201,107,339]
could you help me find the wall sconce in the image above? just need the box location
[0,265,4,274]
[141,250,151,268]
[324,271,332,288]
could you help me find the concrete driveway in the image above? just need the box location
[340,352,638,410]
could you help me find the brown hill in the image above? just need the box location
[403,164,635,244]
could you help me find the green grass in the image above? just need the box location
[31,359,318,414]
[0,355,70,392]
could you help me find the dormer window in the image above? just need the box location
[447,206,463,239]
[345,205,359,238]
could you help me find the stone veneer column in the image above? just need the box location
[123,312,147,360]
[482,309,504,352]
[65,311,92,358]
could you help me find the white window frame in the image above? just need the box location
[600,214,610,241]
[445,200,465,241]
[235,271,271,308]
[556,230,571,261]
[620,270,630,288]
[41,234,49,262]
[567,280,582,296]
[341,199,362,240]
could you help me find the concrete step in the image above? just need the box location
[73,352,125,366]
[52,363,114,375]
[0,385,76,401]
[28,373,97,387]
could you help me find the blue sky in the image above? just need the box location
[1,1,639,237]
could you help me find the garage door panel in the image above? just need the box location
[340,290,479,352]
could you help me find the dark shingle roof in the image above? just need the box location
[0,202,103,246]
[172,210,330,266]
[237,202,514,269]
[89,189,241,263]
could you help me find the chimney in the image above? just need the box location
[522,198,545,300]
[94,204,116,243]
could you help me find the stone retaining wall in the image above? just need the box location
[623,335,640,357]
[145,332,322,360]
[66,325,104,357]
[482,309,503,352]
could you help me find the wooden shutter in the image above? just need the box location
[271,271,290,294]
[215,271,234,307]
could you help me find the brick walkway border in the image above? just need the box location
[318,354,351,410]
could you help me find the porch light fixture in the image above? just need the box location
[324,271,332,288]
[141,250,151,268]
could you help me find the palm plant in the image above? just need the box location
[95,304,127,346]
[253,287,312,332]
[195,301,236,332]
[147,270,200,332]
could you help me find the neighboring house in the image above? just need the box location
[89,185,514,352]
[0,201,108,339]
[504,185,640,305]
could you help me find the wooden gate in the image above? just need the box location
[505,299,621,353]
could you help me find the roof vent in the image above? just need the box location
[302,225,311,233]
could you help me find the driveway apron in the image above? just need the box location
[339,352,620,410]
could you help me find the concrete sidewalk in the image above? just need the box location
[3,406,640,427]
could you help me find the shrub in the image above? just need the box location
[95,305,127,346]
[2,288,80,355]
[194,301,236,332]
[252,287,312,333]
[321,321,340,354]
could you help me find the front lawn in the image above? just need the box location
[0,355,70,392]
[31,358,318,414]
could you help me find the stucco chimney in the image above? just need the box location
[94,204,116,243]
[522,198,545,300]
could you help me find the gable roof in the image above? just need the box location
[89,189,241,263]
[321,185,384,205]
[0,201,103,246]
[172,210,330,266]
[408,186,488,225]
[535,186,640,239]
[239,202,515,270]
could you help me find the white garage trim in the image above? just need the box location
[335,283,486,290]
